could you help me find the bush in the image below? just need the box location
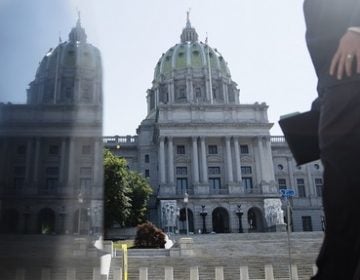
[134,222,166,248]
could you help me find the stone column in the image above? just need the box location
[257,137,276,193]
[200,137,208,183]
[223,82,228,103]
[0,139,7,185]
[59,138,67,184]
[159,137,166,184]
[93,138,102,189]
[168,137,174,184]
[306,164,315,197]
[155,88,159,107]
[25,139,32,183]
[67,138,75,188]
[234,137,242,183]
[186,77,194,101]
[33,137,41,183]
[170,81,175,103]
[287,157,295,189]
[192,137,199,184]
[225,137,233,183]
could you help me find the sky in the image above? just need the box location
[0,0,318,136]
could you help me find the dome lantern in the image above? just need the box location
[180,11,198,43]
[68,12,87,44]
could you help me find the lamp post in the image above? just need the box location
[184,192,189,235]
[200,205,207,234]
[235,204,244,233]
[77,192,83,235]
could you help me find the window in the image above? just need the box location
[208,167,220,175]
[13,166,25,189]
[150,92,155,109]
[240,145,249,154]
[209,178,221,189]
[195,87,201,98]
[176,167,188,194]
[48,145,59,155]
[144,154,150,163]
[80,167,92,176]
[176,178,188,194]
[302,216,313,231]
[297,178,306,198]
[278,178,287,191]
[176,167,187,175]
[315,178,323,197]
[82,145,91,155]
[46,178,58,189]
[145,169,150,178]
[14,177,25,189]
[16,145,26,155]
[314,163,320,170]
[241,166,252,175]
[80,178,91,191]
[46,167,59,176]
[208,145,218,155]
[242,177,253,190]
[14,166,26,176]
[176,88,186,100]
[46,167,59,190]
[277,164,284,170]
[177,145,185,154]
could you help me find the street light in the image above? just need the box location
[77,192,83,235]
[184,192,189,235]
[200,205,207,234]
[235,204,244,233]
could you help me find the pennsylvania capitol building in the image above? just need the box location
[104,14,324,234]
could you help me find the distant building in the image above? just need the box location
[0,18,103,235]
[104,15,324,233]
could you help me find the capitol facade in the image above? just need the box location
[104,15,324,234]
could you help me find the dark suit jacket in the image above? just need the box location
[304,0,360,88]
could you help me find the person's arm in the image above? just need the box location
[330,1,360,79]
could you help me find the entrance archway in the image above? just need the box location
[212,207,230,233]
[179,208,194,234]
[38,208,56,234]
[247,207,265,232]
[2,209,19,233]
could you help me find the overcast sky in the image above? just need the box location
[0,0,318,136]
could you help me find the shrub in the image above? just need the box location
[134,222,166,248]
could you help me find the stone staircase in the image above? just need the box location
[109,232,323,280]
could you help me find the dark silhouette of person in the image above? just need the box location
[304,0,360,279]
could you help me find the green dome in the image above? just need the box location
[154,41,231,81]
[153,12,231,82]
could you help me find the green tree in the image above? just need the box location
[104,149,153,228]
[104,149,131,228]
[127,171,153,227]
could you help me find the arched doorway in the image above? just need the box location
[73,208,90,234]
[179,208,194,234]
[247,207,265,232]
[212,207,230,233]
[2,209,19,233]
[38,208,56,234]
